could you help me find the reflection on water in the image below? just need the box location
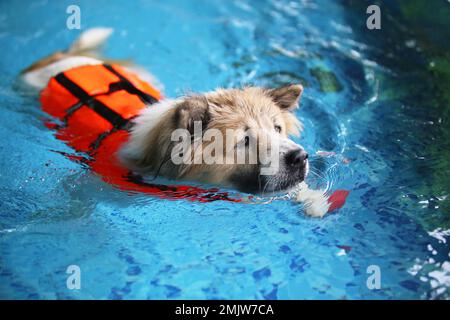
[0,0,449,299]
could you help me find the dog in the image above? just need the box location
[21,28,329,217]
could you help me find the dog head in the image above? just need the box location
[121,84,308,194]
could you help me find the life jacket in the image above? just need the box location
[40,63,239,202]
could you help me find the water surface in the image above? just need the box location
[0,0,449,299]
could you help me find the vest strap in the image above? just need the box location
[103,64,159,105]
[54,73,129,129]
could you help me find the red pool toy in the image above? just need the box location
[327,190,350,212]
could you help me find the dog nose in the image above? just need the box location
[285,149,308,167]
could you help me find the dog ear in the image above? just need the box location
[174,96,210,135]
[267,84,303,110]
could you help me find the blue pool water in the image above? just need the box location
[0,0,449,299]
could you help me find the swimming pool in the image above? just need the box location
[0,0,449,299]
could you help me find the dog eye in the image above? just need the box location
[274,125,282,133]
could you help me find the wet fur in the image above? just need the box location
[120,86,304,192]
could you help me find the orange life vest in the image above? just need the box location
[40,64,239,202]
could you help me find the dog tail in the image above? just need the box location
[67,27,114,55]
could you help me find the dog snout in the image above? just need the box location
[285,149,308,167]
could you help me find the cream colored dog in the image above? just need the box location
[21,28,329,217]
